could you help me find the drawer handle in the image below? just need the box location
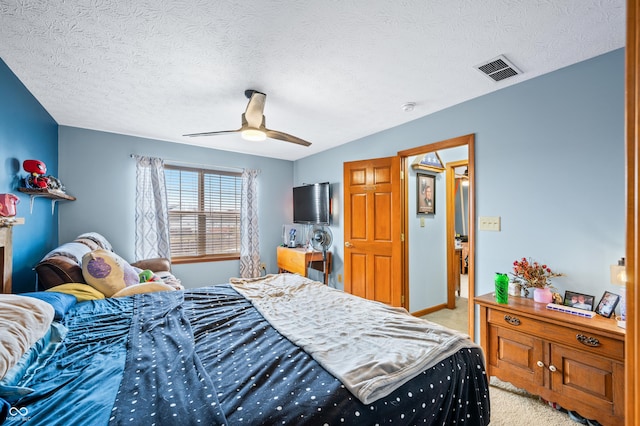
[576,334,600,347]
[504,315,521,326]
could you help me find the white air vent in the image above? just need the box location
[475,55,521,82]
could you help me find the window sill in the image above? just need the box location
[171,254,240,265]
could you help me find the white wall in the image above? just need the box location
[58,127,294,287]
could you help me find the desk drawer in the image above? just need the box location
[276,247,307,275]
[487,308,624,361]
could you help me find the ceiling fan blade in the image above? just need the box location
[183,129,240,137]
[265,129,312,147]
[184,90,309,146]
[244,91,266,128]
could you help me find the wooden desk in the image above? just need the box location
[277,246,332,284]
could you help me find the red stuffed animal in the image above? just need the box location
[23,159,49,189]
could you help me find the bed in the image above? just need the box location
[0,273,490,425]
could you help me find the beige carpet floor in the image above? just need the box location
[422,298,584,425]
[489,378,577,425]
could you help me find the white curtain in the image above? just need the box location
[240,169,260,278]
[134,155,171,261]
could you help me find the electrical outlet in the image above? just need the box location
[259,262,266,270]
[479,216,501,231]
[337,274,342,283]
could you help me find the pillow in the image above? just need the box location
[81,249,139,297]
[76,232,113,251]
[19,292,77,320]
[40,241,92,265]
[154,271,184,290]
[46,283,106,302]
[112,282,176,298]
[0,294,54,380]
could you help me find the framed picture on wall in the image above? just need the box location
[417,173,436,215]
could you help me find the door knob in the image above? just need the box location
[536,361,544,368]
[345,241,353,248]
[549,365,557,372]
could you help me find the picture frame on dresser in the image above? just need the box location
[563,290,594,311]
[595,291,620,318]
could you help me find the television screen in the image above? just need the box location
[293,182,330,225]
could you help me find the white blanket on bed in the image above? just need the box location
[0,294,54,380]
[230,274,481,404]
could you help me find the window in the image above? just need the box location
[165,165,242,263]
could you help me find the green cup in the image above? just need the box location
[495,273,509,304]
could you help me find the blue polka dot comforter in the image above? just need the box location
[3,285,490,425]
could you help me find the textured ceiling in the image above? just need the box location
[0,0,626,161]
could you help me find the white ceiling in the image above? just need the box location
[0,0,626,161]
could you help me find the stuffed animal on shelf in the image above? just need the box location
[23,159,49,189]
[46,175,65,192]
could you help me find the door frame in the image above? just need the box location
[446,159,469,308]
[625,0,639,422]
[398,133,476,338]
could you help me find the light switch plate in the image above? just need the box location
[479,216,501,231]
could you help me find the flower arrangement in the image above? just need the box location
[511,257,562,297]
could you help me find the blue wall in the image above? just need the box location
[0,59,58,293]
[1,48,626,310]
[58,126,294,287]
[294,49,625,315]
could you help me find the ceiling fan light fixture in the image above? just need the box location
[241,128,267,141]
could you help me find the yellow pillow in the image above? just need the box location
[112,282,176,298]
[81,249,139,297]
[46,283,106,302]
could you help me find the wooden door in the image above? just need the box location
[343,156,403,306]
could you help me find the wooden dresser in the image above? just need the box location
[476,293,625,426]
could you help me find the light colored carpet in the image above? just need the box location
[422,299,583,425]
[489,377,577,425]
[421,296,468,333]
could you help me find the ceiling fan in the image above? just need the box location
[183,90,311,147]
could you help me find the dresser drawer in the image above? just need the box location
[487,308,624,361]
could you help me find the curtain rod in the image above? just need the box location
[130,154,245,173]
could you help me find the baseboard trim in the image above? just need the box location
[411,303,448,317]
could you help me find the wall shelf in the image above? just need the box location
[18,188,76,215]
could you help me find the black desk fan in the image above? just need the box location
[308,225,333,277]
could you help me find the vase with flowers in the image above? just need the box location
[510,257,563,302]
